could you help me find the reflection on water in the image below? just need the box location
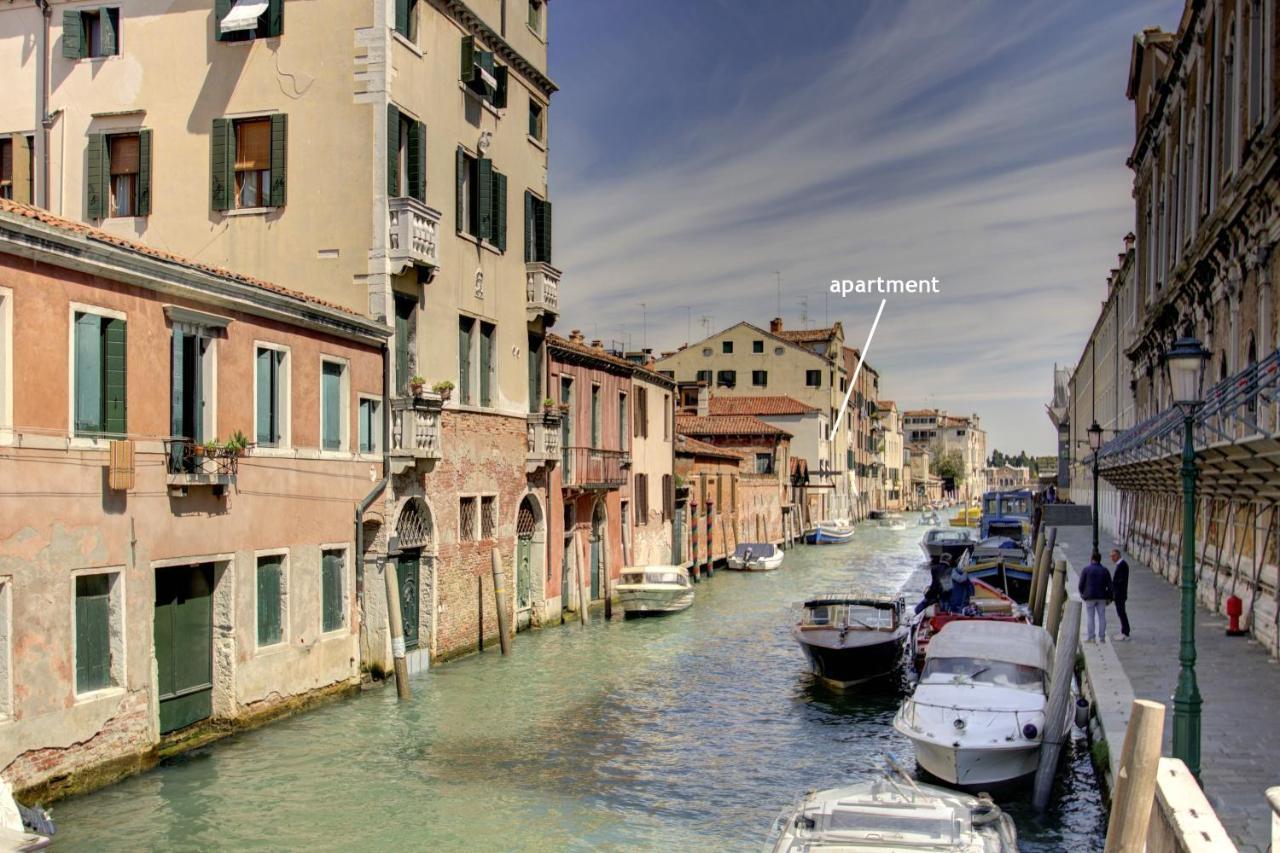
[53,518,1105,851]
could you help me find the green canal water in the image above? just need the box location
[53,520,1106,851]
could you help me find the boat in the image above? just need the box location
[727,542,784,571]
[895,620,1056,787]
[806,521,856,545]
[1,777,53,850]
[879,512,908,531]
[911,578,1030,669]
[971,535,1029,563]
[917,509,941,526]
[769,762,1018,852]
[949,506,981,528]
[979,489,1033,539]
[616,566,694,616]
[919,528,975,564]
[868,509,886,520]
[964,558,1034,604]
[792,594,908,688]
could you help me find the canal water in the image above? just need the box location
[54,519,1105,850]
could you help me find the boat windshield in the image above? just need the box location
[817,808,960,845]
[921,657,1044,690]
[644,571,687,586]
[621,573,645,585]
[1000,496,1030,515]
[802,605,894,629]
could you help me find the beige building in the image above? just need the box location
[875,400,905,510]
[902,409,988,500]
[984,464,1031,491]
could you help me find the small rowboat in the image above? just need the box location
[806,522,855,545]
[727,542,784,571]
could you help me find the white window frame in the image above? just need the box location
[0,286,12,446]
[319,354,350,454]
[0,576,11,720]
[527,0,544,40]
[172,322,219,443]
[70,566,127,700]
[253,548,290,652]
[252,341,292,454]
[357,393,382,457]
[318,544,349,637]
[67,302,127,449]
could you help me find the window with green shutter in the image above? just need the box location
[256,554,284,646]
[479,322,495,408]
[321,360,344,451]
[491,170,507,252]
[214,0,282,42]
[73,311,126,437]
[211,115,286,211]
[476,157,493,241]
[255,346,286,446]
[321,550,344,632]
[388,107,425,202]
[459,35,506,108]
[358,398,380,454]
[590,384,601,447]
[524,191,552,263]
[64,8,121,60]
[75,573,114,693]
[393,0,417,41]
[458,316,474,404]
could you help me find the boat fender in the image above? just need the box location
[971,794,1003,825]
[1074,697,1091,729]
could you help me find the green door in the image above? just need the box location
[155,564,214,734]
[516,535,532,610]
[396,553,420,650]
[673,507,685,565]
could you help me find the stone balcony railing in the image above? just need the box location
[388,197,442,275]
[390,394,443,474]
[526,411,562,472]
[525,261,561,322]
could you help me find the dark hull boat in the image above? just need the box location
[919,529,975,564]
[964,559,1034,604]
[793,595,908,688]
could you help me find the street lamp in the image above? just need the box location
[1088,420,1103,554]
[1165,335,1210,781]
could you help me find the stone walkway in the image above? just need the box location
[1056,524,1280,852]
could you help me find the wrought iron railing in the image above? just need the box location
[562,446,628,488]
[1096,347,1280,469]
[164,438,240,479]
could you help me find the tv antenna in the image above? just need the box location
[700,314,713,338]
[800,297,809,327]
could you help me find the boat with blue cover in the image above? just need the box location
[806,520,856,544]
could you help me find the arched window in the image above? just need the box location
[1222,20,1236,175]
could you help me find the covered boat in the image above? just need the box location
[911,577,1030,668]
[726,542,784,571]
[964,558,1034,604]
[616,566,694,616]
[895,620,1056,787]
[806,521,855,545]
[919,528,975,564]
[770,773,1018,852]
[792,594,908,688]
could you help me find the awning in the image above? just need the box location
[220,0,268,34]
[925,620,1053,671]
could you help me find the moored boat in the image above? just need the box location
[1,777,53,850]
[727,542,784,571]
[911,577,1030,668]
[806,521,855,544]
[964,558,1034,604]
[895,620,1056,787]
[879,512,908,531]
[792,594,908,688]
[920,528,975,564]
[616,566,694,616]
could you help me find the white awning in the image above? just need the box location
[925,620,1053,671]
[220,0,269,34]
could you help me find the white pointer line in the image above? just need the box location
[833,298,887,436]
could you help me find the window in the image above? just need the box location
[215,0,283,41]
[74,571,121,694]
[1247,0,1263,130]
[752,370,767,387]
[524,190,552,262]
[591,384,601,446]
[806,369,821,387]
[1222,26,1236,176]
[479,322,496,407]
[394,0,418,41]
[458,316,474,404]
[619,392,628,451]
[358,397,381,454]
[774,346,784,356]
[321,359,348,451]
[394,294,416,394]
[722,341,733,354]
[84,131,151,219]
[696,369,712,384]
[756,452,773,474]
[108,134,140,216]
[752,340,764,353]
[0,134,35,204]
[387,106,425,202]
[255,344,289,447]
[460,496,478,540]
[457,148,507,250]
[481,495,496,539]
[460,36,508,108]
[716,370,736,388]
[169,324,215,455]
[256,553,286,647]
[634,473,649,525]
[0,138,12,200]
[211,115,286,211]
[633,386,648,438]
[528,0,543,35]
[663,394,671,439]
[661,473,673,520]
[63,8,120,59]
[72,310,127,438]
[529,100,545,142]
[321,549,345,633]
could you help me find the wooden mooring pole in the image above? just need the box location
[491,548,512,655]
[383,560,411,700]
[1032,527,1057,625]
[1103,699,1166,852]
[1046,559,1069,641]
[1033,598,1081,812]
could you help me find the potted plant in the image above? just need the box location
[226,430,250,457]
[408,375,426,396]
[432,379,454,401]
[542,397,556,413]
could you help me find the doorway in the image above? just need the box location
[154,563,214,734]
[590,500,606,600]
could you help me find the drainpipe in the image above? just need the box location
[36,0,51,209]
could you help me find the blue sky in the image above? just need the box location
[547,0,1184,455]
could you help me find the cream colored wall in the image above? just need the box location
[628,375,673,565]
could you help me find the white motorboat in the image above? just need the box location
[1,777,53,850]
[727,542,784,571]
[770,768,1018,852]
[806,520,856,544]
[894,620,1056,787]
[793,594,908,688]
[616,565,694,617]
[880,513,908,531]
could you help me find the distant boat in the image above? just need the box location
[727,542,784,571]
[792,594,908,688]
[806,521,856,544]
[616,566,694,616]
[879,513,908,531]
[919,528,975,564]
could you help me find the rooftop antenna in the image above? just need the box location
[800,297,809,328]
[640,302,647,350]
[700,314,713,338]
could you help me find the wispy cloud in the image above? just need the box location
[550,0,1183,453]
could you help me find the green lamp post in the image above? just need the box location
[1088,420,1103,555]
[1166,335,1209,781]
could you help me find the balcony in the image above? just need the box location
[526,411,562,472]
[525,261,561,322]
[561,446,628,489]
[390,394,443,474]
[164,438,238,496]
[388,197,442,275]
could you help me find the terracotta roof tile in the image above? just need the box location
[777,328,836,343]
[707,395,818,416]
[674,434,745,460]
[676,414,791,437]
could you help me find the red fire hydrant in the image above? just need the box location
[1225,594,1246,636]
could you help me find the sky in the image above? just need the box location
[545,0,1185,456]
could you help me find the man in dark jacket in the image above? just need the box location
[1078,551,1114,643]
[1110,548,1130,640]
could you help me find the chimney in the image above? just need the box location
[697,385,709,417]
[570,329,585,343]
[1123,232,1136,251]
[769,318,783,334]
[590,339,602,349]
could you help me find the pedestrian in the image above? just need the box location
[947,564,974,613]
[1078,550,1114,642]
[1110,548,1130,640]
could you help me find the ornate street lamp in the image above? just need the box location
[1088,420,1103,554]
[1165,335,1209,781]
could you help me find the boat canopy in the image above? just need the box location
[801,594,898,610]
[733,543,776,558]
[925,621,1053,671]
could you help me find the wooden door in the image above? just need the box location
[397,552,420,650]
[155,564,214,734]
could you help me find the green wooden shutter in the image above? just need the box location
[492,170,507,253]
[322,552,343,632]
[536,199,552,262]
[455,146,466,234]
[386,105,400,198]
[136,129,152,216]
[407,120,424,201]
[264,0,284,37]
[211,118,232,211]
[479,323,494,407]
[524,191,534,262]
[103,317,127,436]
[256,556,283,645]
[477,51,495,93]
[101,8,118,56]
[476,157,493,242]
[322,361,342,450]
[171,330,185,438]
[62,10,85,58]
[460,35,475,82]
[493,65,508,108]
[85,133,107,220]
[394,0,409,36]
[75,574,112,692]
[394,295,413,393]
[214,0,232,40]
[458,318,472,404]
[256,348,273,444]
[591,386,600,446]
[527,335,541,413]
[74,314,102,435]
[269,113,287,207]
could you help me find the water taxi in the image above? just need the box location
[792,594,908,688]
[616,566,694,617]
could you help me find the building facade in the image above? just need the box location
[902,408,988,500]
[876,400,906,510]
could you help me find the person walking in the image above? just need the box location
[1110,548,1130,640]
[1078,551,1114,643]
